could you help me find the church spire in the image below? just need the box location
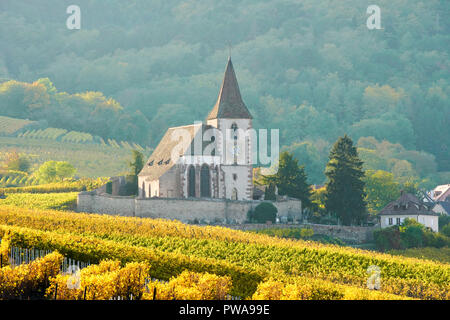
[207,58,252,120]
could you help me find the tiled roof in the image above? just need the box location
[434,201,450,215]
[379,192,439,216]
[207,58,252,120]
[138,124,215,181]
[433,184,450,201]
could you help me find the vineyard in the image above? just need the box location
[16,127,147,150]
[0,178,108,194]
[0,203,448,300]
[0,136,151,177]
[389,247,450,264]
[0,193,78,210]
[0,116,36,136]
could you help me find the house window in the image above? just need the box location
[200,164,211,198]
[142,182,146,198]
[188,165,196,197]
[148,184,151,198]
[233,174,237,181]
[388,218,393,225]
[396,218,401,225]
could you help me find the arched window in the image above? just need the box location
[148,184,151,198]
[200,164,211,198]
[142,182,146,198]
[231,188,238,200]
[188,166,196,197]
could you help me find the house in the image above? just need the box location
[429,184,450,202]
[378,192,439,232]
[433,201,450,216]
[138,57,254,201]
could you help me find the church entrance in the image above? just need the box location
[200,164,211,198]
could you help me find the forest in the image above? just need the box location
[0,0,448,185]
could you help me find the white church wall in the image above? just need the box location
[221,166,252,200]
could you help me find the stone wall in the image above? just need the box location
[77,192,302,224]
[77,192,135,216]
[229,223,376,243]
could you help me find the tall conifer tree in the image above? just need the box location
[325,135,367,225]
[263,151,312,209]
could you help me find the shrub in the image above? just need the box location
[374,227,402,251]
[252,202,278,223]
[0,252,63,299]
[143,271,232,300]
[123,175,138,196]
[375,218,450,251]
[300,228,314,238]
[439,215,450,232]
[442,224,450,237]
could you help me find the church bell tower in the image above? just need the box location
[206,57,253,200]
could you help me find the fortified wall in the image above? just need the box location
[229,223,376,243]
[77,191,302,224]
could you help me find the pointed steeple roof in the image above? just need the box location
[207,58,252,120]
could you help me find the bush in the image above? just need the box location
[252,202,278,224]
[401,225,424,248]
[300,228,314,238]
[374,227,402,251]
[123,175,138,196]
[374,218,450,251]
[442,224,450,237]
[142,271,232,300]
[439,215,450,232]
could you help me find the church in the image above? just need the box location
[138,58,254,201]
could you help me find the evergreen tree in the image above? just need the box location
[264,183,276,201]
[128,150,144,176]
[325,135,367,225]
[125,150,144,195]
[263,151,312,209]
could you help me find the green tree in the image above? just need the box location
[125,150,145,195]
[4,151,30,172]
[262,151,312,209]
[35,161,76,183]
[251,202,278,224]
[364,170,401,214]
[128,150,144,176]
[325,135,367,225]
[264,183,276,201]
